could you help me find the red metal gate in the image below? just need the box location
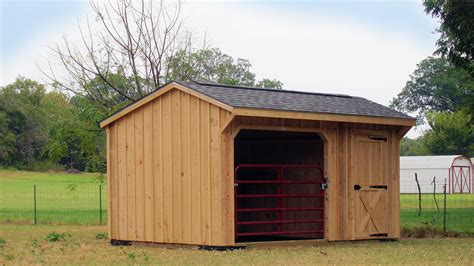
[234,164,326,240]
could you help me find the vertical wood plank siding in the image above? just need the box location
[106,88,403,245]
[107,89,233,246]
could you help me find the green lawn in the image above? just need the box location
[0,169,106,225]
[1,224,473,265]
[1,169,472,235]
[400,194,474,235]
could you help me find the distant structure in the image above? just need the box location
[400,155,473,194]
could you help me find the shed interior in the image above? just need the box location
[234,129,325,242]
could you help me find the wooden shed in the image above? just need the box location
[100,81,415,247]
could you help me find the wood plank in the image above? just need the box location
[180,92,192,244]
[125,114,136,240]
[134,108,145,241]
[210,105,222,245]
[171,90,182,243]
[153,100,164,242]
[221,111,234,245]
[117,119,128,240]
[143,103,154,242]
[200,100,211,245]
[189,96,202,244]
[106,127,112,238]
[162,93,173,242]
[109,124,119,239]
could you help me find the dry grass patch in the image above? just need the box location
[0,224,473,265]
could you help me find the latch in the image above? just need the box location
[321,177,328,190]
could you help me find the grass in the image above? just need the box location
[400,194,474,235]
[0,224,473,265]
[1,169,472,235]
[0,169,106,225]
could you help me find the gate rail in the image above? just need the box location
[234,164,325,239]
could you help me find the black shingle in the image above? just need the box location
[176,81,413,120]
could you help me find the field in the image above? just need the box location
[1,224,473,265]
[0,169,106,224]
[0,169,473,235]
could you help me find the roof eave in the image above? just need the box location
[232,107,416,127]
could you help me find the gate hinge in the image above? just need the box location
[321,178,328,190]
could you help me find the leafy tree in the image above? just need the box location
[424,0,474,73]
[400,137,429,156]
[167,47,282,88]
[390,57,473,123]
[422,111,474,156]
[0,78,49,167]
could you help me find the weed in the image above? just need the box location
[0,238,6,246]
[126,252,136,259]
[4,254,14,260]
[31,239,39,248]
[95,232,108,240]
[143,252,150,262]
[45,232,70,242]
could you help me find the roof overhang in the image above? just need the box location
[100,81,416,129]
[232,107,416,127]
[100,82,233,128]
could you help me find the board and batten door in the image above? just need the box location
[350,131,389,239]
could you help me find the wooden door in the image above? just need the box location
[351,132,389,239]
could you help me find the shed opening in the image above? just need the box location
[234,129,326,242]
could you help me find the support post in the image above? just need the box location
[99,184,103,224]
[33,184,37,225]
[443,178,447,235]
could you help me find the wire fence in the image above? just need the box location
[1,176,473,237]
[400,176,474,236]
[0,182,106,225]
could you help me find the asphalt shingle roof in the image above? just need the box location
[176,81,413,120]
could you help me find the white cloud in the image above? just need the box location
[2,1,436,137]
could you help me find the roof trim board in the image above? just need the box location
[233,107,415,127]
[100,82,233,128]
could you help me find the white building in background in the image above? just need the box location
[400,155,473,194]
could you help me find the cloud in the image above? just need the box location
[1,1,436,137]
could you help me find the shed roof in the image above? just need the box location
[100,81,415,128]
[400,155,473,170]
[177,81,412,120]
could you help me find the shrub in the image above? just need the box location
[45,232,70,242]
[95,232,108,240]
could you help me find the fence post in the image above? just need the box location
[33,184,37,225]
[99,184,102,224]
[443,178,447,235]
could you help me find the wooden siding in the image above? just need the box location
[107,89,233,246]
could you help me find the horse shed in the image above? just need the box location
[400,155,473,194]
[100,81,415,247]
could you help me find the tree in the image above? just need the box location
[424,0,474,73]
[400,137,429,156]
[390,57,473,123]
[0,78,49,167]
[422,111,474,156]
[44,0,184,106]
[166,47,283,88]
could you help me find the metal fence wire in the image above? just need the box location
[0,175,473,236]
[0,182,106,225]
[401,176,474,235]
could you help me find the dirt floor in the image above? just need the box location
[1,224,473,265]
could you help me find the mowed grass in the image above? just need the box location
[0,224,473,265]
[0,169,106,225]
[400,194,474,234]
[1,169,473,234]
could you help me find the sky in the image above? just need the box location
[0,0,439,137]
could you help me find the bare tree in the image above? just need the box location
[43,0,184,107]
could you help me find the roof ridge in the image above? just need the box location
[181,80,353,99]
